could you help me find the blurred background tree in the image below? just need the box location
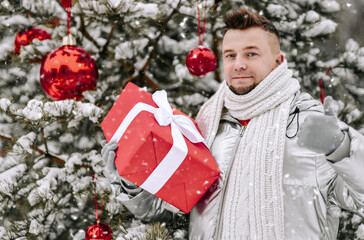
[0,0,363,239]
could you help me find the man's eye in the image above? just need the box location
[247,53,257,57]
[225,54,235,58]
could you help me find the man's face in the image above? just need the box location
[222,27,283,95]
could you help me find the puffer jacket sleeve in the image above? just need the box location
[294,92,364,217]
[326,125,364,217]
[111,178,180,222]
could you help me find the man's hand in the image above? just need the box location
[297,96,345,156]
[100,140,139,189]
[100,140,118,173]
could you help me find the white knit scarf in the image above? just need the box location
[196,60,300,240]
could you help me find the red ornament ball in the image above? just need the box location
[40,45,98,101]
[60,0,72,9]
[14,28,51,55]
[186,46,217,77]
[85,223,112,240]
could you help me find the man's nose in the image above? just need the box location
[234,56,247,71]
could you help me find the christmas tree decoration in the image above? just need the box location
[319,67,332,104]
[319,79,325,104]
[14,27,51,55]
[186,46,217,77]
[39,0,98,101]
[85,175,112,240]
[39,40,98,101]
[185,2,217,77]
[85,223,112,240]
[60,0,71,9]
[59,0,77,9]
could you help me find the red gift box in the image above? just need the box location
[101,82,220,213]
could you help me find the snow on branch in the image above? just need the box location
[3,98,104,123]
[302,19,337,38]
[0,98,11,112]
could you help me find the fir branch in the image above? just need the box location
[30,145,65,165]
[0,134,65,165]
[122,0,182,91]
[142,73,161,91]
[121,72,139,87]
[212,26,221,82]
[142,222,171,240]
[100,19,124,56]
[80,16,101,50]
[0,134,11,142]
[141,0,182,73]
[210,1,222,82]
[41,128,49,154]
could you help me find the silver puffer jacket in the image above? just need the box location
[113,92,364,240]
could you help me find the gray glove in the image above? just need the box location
[297,96,345,156]
[100,140,140,191]
[100,140,118,174]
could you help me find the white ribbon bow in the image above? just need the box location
[110,90,207,194]
[153,90,208,145]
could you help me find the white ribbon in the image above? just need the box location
[110,90,207,194]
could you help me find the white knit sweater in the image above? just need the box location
[196,60,300,239]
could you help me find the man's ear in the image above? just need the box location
[275,53,284,66]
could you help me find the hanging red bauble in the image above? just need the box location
[40,0,97,100]
[185,2,216,77]
[40,42,98,101]
[60,0,72,9]
[14,27,51,55]
[186,46,217,77]
[85,222,112,240]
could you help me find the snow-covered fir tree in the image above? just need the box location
[0,0,363,239]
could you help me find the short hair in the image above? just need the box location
[223,8,280,41]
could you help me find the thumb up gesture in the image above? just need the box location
[297,96,346,158]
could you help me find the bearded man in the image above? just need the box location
[102,8,364,240]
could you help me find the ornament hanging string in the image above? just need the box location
[67,7,71,35]
[197,1,207,46]
[65,0,72,35]
[319,80,325,104]
[91,174,103,222]
[319,67,332,104]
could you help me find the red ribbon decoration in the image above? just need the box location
[91,174,103,221]
[60,0,72,35]
[319,67,332,104]
[67,7,71,35]
[60,0,72,8]
[85,175,112,240]
[319,80,325,104]
[197,1,207,46]
[67,0,72,35]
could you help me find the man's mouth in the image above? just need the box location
[232,76,252,79]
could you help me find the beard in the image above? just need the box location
[228,82,258,95]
